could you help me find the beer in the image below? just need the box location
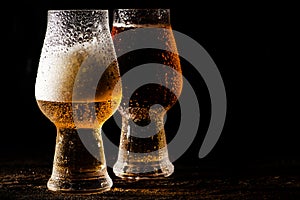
[36,34,122,128]
[37,100,120,129]
[111,9,183,179]
[35,10,121,193]
[112,23,182,123]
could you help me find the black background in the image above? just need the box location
[1,1,298,173]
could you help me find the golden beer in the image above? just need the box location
[35,10,121,193]
[37,99,120,129]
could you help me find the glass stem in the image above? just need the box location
[113,114,174,179]
[47,127,112,193]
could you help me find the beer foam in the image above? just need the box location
[35,37,121,102]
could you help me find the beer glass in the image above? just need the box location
[35,10,122,193]
[111,9,183,179]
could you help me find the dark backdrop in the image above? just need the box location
[1,1,298,173]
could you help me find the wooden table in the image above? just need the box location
[1,159,300,199]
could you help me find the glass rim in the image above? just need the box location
[48,9,108,13]
[112,8,171,25]
[113,8,170,11]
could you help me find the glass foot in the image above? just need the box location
[113,152,174,180]
[47,173,112,194]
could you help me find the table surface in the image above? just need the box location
[1,158,300,200]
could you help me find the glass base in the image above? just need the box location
[113,154,174,180]
[47,177,112,194]
[47,174,112,194]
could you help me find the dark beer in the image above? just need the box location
[111,9,183,179]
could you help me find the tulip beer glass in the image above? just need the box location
[111,9,183,179]
[35,10,122,193]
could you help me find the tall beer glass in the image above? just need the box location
[35,10,122,193]
[111,9,183,179]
